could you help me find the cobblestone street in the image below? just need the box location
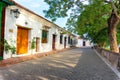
[0,48,119,80]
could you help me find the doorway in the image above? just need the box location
[52,35,56,50]
[83,41,86,46]
[17,27,29,54]
[36,37,40,52]
[64,37,67,48]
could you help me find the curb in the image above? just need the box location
[94,49,120,79]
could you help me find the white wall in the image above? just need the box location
[76,39,92,47]
[3,5,72,59]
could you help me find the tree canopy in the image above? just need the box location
[44,0,120,51]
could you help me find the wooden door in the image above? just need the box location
[36,37,40,52]
[52,35,56,50]
[17,27,28,54]
[64,37,67,48]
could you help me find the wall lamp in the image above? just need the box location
[10,9,20,18]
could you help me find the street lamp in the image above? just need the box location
[10,9,20,18]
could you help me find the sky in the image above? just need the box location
[14,0,68,28]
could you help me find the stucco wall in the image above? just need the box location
[76,39,92,47]
[3,5,71,59]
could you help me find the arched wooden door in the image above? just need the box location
[17,27,29,54]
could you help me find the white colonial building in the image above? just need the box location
[2,2,76,59]
[76,37,92,47]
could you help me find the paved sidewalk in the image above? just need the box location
[0,48,119,80]
[0,49,70,67]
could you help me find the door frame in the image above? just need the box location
[64,37,67,48]
[52,34,56,50]
[17,26,29,54]
[36,37,40,52]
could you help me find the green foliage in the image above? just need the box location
[0,56,3,60]
[10,46,16,54]
[4,39,16,54]
[44,0,120,47]
[31,38,36,49]
[4,39,11,53]
[117,23,120,44]
[76,1,112,46]
[9,39,16,54]
[44,0,75,21]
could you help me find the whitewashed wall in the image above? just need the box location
[76,39,92,47]
[3,5,71,59]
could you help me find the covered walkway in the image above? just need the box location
[0,48,119,80]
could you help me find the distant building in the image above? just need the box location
[76,37,92,47]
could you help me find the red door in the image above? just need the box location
[52,35,56,50]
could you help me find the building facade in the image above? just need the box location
[2,1,76,59]
[76,37,92,47]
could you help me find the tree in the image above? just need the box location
[44,0,120,53]
[76,0,111,47]
[107,0,120,52]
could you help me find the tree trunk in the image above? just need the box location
[108,12,119,53]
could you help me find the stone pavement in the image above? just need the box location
[0,49,70,67]
[0,48,119,80]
